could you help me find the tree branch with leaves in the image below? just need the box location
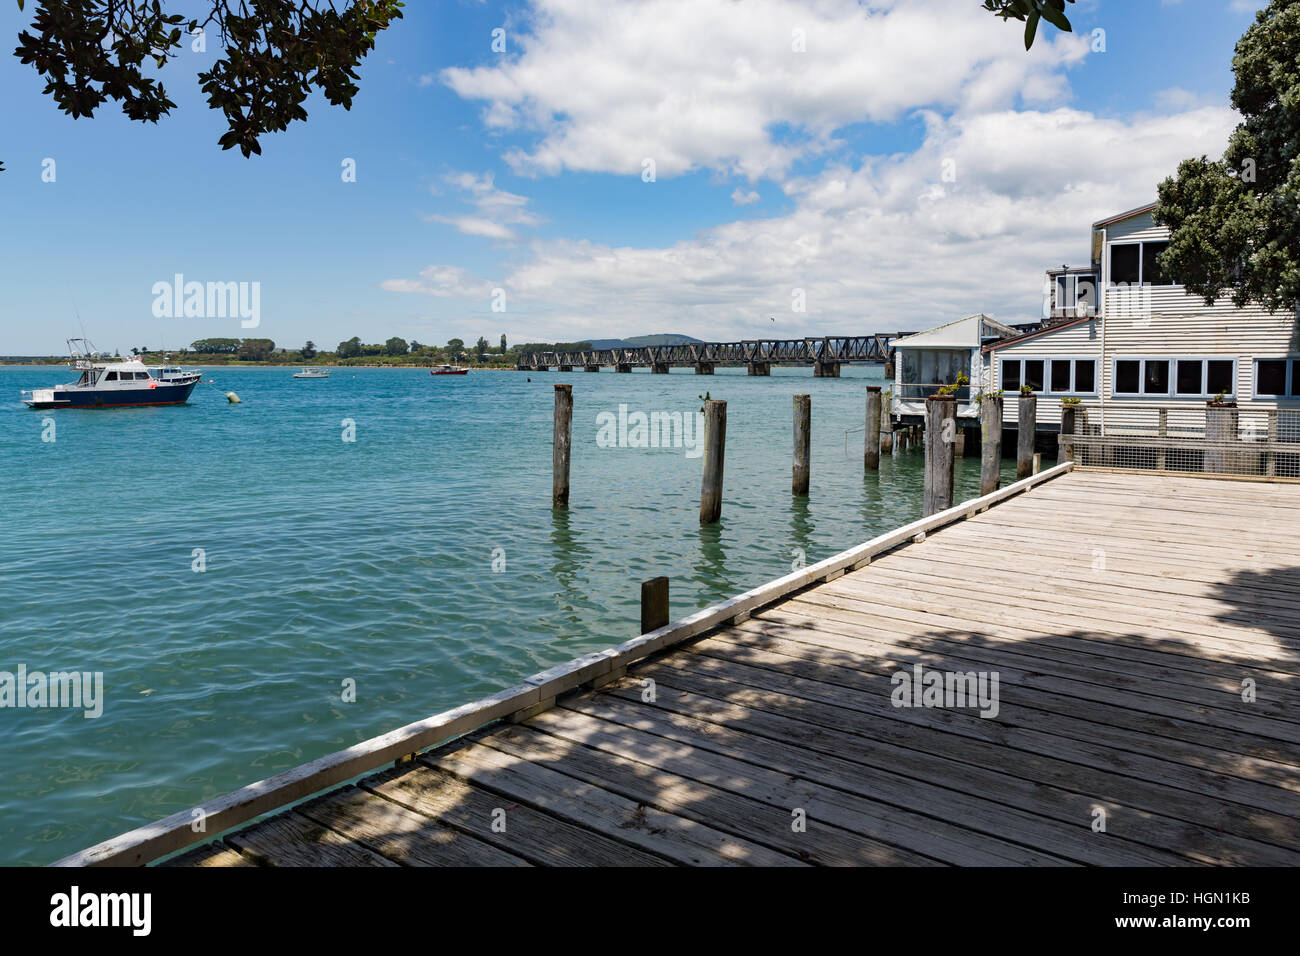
[7,0,403,170]
[982,0,1075,49]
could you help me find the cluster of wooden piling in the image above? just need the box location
[550,381,1047,526]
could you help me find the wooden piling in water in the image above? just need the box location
[923,396,956,517]
[641,577,669,634]
[552,384,572,507]
[864,386,881,471]
[979,394,1003,496]
[699,399,727,524]
[1016,393,1037,481]
[793,394,811,495]
[880,390,894,455]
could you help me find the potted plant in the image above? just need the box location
[933,371,968,399]
[1019,383,1034,396]
[1207,388,1236,408]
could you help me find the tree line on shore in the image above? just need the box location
[120,336,596,367]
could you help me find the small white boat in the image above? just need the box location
[293,367,330,378]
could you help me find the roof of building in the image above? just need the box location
[892,313,1018,350]
[982,315,1095,353]
[1092,202,1157,229]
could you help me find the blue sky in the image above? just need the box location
[0,0,1269,355]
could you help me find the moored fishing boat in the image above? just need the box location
[293,367,331,378]
[21,339,202,409]
[430,365,469,375]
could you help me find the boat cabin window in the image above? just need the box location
[104,371,118,381]
[135,371,151,380]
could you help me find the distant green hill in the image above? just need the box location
[588,334,704,349]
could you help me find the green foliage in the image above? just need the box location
[337,336,362,358]
[11,0,404,163]
[384,336,408,356]
[982,0,1074,49]
[1019,383,1035,395]
[1155,2,1300,313]
[499,334,507,353]
[301,340,316,360]
[190,337,242,354]
[236,337,275,361]
[1060,396,1081,405]
[445,337,465,360]
[476,336,489,360]
[936,371,969,397]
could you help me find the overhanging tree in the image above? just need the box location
[1154,1,1300,313]
[982,0,1075,49]
[8,0,403,170]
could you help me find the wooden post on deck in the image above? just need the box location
[864,386,882,471]
[699,399,727,524]
[1016,393,1037,480]
[979,394,1003,496]
[1205,402,1238,475]
[1267,409,1278,478]
[793,394,811,495]
[880,390,894,456]
[552,384,572,507]
[1156,409,1167,471]
[1060,404,1077,464]
[641,577,670,634]
[923,396,957,517]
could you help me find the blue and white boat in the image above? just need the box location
[21,339,202,409]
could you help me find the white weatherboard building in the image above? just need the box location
[893,202,1300,440]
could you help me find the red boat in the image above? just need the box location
[431,365,469,376]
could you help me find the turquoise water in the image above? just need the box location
[0,364,1016,864]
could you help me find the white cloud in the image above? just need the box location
[424,170,541,241]
[1228,1,1266,13]
[380,265,496,299]
[384,106,1237,338]
[731,187,761,206]
[442,0,1091,181]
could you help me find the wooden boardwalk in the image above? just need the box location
[150,471,1300,865]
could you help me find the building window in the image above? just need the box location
[999,356,1097,395]
[1109,241,1177,287]
[1023,359,1045,392]
[1001,359,1020,391]
[1114,357,1236,397]
[1110,245,1140,285]
[1053,274,1097,315]
[1255,358,1300,398]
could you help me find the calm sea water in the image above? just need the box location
[0,363,1016,864]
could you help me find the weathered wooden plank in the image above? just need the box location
[425,739,804,866]
[293,785,530,866]
[224,811,399,867]
[478,722,943,866]
[578,684,1300,866]
[627,660,1300,853]
[159,841,255,867]
[529,705,1083,866]
[363,763,671,866]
